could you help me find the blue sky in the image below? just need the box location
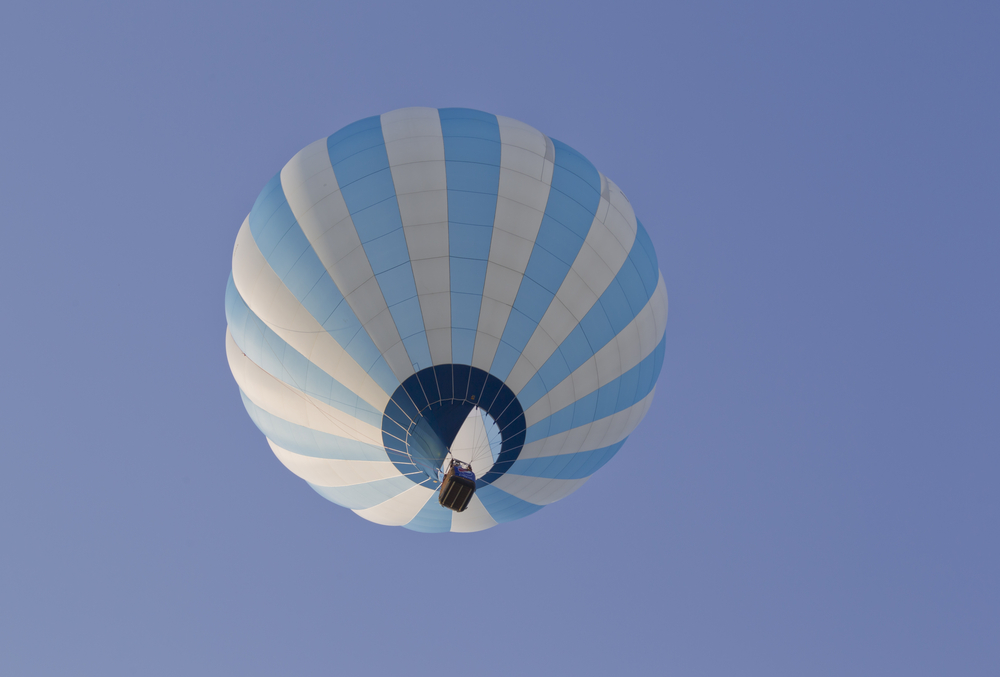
[1,1,997,674]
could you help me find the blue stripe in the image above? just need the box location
[246,172,398,395]
[404,496,454,533]
[524,335,665,444]
[309,476,423,511]
[507,439,627,480]
[326,118,434,372]
[490,139,602,380]
[476,484,545,522]
[226,276,383,427]
[515,220,662,411]
[440,108,501,364]
[239,390,389,462]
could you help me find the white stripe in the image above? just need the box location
[603,176,641,256]
[352,484,436,526]
[522,274,667,426]
[489,475,590,506]
[470,115,556,372]
[268,440,403,486]
[518,388,656,460]
[505,175,639,394]
[381,107,452,366]
[279,138,415,383]
[449,493,498,532]
[231,217,390,412]
[226,329,384,447]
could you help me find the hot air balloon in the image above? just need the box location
[225,107,667,532]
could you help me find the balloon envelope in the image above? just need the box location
[225,107,667,532]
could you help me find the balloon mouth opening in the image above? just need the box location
[405,406,502,483]
[380,365,526,488]
[442,407,502,478]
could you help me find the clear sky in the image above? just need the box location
[1,1,997,675]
